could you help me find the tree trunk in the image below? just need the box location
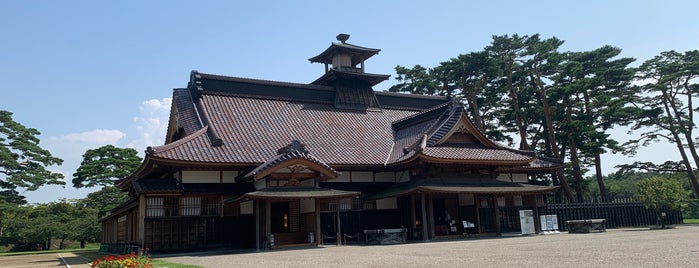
[594,154,608,201]
[506,61,529,150]
[462,76,484,132]
[566,102,585,202]
[583,90,608,201]
[81,239,85,249]
[674,82,699,193]
[661,89,699,197]
[532,71,575,202]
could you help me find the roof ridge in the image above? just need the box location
[147,126,209,155]
[195,70,334,91]
[392,102,451,130]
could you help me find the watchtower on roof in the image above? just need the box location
[309,34,390,110]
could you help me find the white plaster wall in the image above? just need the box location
[300,199,315,213]
[459,194,475,206]
[222,171,239,183]
[254,179,266,190]
[396,171,410,183]
[496,173,529,183]
[240,201,253,215]
[181,171,220,183]
[374,172,395,182]
[376,197,397,210]
[352,171,373,182]
[331,172,351,182]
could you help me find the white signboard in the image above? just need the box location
[519,210,536,235]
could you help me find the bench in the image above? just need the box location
[566,219,606,233]
[364,228,407,245]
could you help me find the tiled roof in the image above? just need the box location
[308,42,381,65]
[234,187,360,201]
[170,88,202,138]
[146,71,558,171]
[243,140,339,180]
[150,94,416,165]
[311,69,390,87]
[367,178,558,200]
[421,144,534,163]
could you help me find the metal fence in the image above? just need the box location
[544,198,683,231]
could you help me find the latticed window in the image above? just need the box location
[323,198,362,212]
[146,197,164,217]
[180,197,201,216]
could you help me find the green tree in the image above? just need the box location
[70,207,101,248]
[628,50,699,198]
[0,110,64,193]
[72,145,142,188]
[77,186,128,218]
[636,176,688,228]
[554,46,636,202]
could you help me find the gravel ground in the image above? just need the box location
[158,225,699,268]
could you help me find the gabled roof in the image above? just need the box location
[242,140,339,181]
[386,101,540,166]
[138,70,558,176]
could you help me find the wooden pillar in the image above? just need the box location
[427,193,435,240]
[138,194,145,247]
[336,201,341,246]
[255,200,260,251]
[421,193,428,241]
[265,199,271,249]
[493,195,501,235]
[315,199,321,245]
[533,198,541,234]
[475,195,482,234]
[410,195,416,230]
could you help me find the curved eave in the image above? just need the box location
[496,164,563,173]
[308,42,381,64]
[311,70,389,87]
[387,151,534,167]
[228,187,360,204]
[247,157,339,181]
[415,185,559,195]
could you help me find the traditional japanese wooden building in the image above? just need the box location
[101,34,560,253]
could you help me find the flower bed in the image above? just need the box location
[91,251,152,268]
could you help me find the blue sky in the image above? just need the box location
[2,0,698,203]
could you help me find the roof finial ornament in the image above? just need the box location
[336,33,350,43]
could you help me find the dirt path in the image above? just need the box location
[0,252,91,268]
[158,225,699,268]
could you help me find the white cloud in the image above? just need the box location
[127,97,172,152]
[52,129,126,144]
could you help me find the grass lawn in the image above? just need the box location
[75,251,203,268]
[0,247,98,257]
[684,218,699,224]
